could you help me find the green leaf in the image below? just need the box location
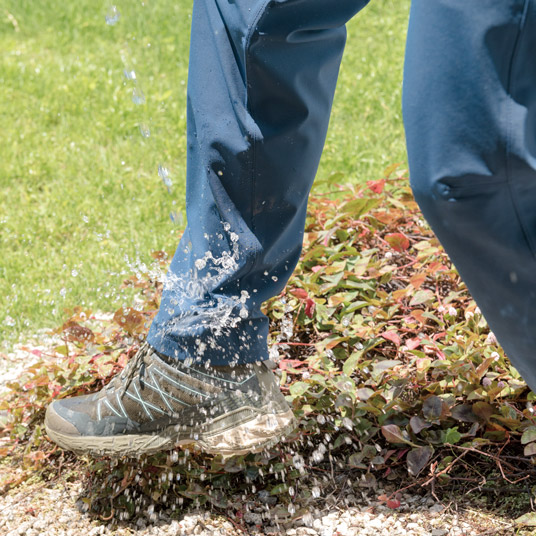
[341,198,379,219]
[343,351,363,376]
[409,290,435,306]
[355,388,375,401]
[443,427,462,445]
[524,442,536,457]
[289,381,310,397]
[515,513,536,526]
[521,426,536,445]
[270,483,289,496]
[347,453,367,469]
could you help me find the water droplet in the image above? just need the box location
[230,232,238,242]
[71,269,78,277]
[195,258,207,270]
[139,123,150,137]
[158,164,172,189]
[342,417,353,431]
[132,87,146,105]
[123,68,136,81]
[105,5,120,25]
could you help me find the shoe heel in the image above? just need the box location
[199,408,297,456]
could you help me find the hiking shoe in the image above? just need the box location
[44,342,296,457]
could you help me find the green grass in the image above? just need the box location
[0,0,410,346]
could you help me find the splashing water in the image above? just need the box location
[158,164,172,190]
[131,86,146,105]
[156,223,255,351]
[123,68,136,81]
[105,5,120,25]
[139,123,150,138]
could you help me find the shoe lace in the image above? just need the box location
[105,341,150,395]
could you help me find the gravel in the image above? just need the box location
[0,479,515,536]
[0,333,517,535]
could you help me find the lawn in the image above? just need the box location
[0,0,410,346]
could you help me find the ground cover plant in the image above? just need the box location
[3,172,536,532]
[0,0,409,345]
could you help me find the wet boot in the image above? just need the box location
[45,342,296,457]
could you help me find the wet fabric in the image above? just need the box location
[149,0,536,397]
[147,0,370,365]
[403,0,536,392]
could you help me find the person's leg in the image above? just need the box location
[147,0,370,367]
[45,0,371,456]
[403,0,536,391]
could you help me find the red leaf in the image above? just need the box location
[367,179,386,194]
[290,288,308,300]
[387,499,401,509]
[48,382,62,398]
[406,338,421,350]
[279,359,304,371]
[62,320,95,343]
[305,299,315,318]
[385,233,410,252]
[113,307,146,334]
[382,330,401,346]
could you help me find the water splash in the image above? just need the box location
[105,5,120,25]
[158,164,172,191]
[156,223,254,352]
[123,68,136,81]
[139,123,150,138]
[131,86,146,105]
[170,211,184,226]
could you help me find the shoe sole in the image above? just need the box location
[45,405,297,458]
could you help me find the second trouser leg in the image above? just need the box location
[147,0,371,365]
[403,1,536,391]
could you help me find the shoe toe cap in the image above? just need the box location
[45,399,83,436]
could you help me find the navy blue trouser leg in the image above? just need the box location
[404,1,536,392]
[148,0,370,365]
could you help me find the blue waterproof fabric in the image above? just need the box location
[403,0,536,392]
[147,0,370,365]
[149,0,536,395]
